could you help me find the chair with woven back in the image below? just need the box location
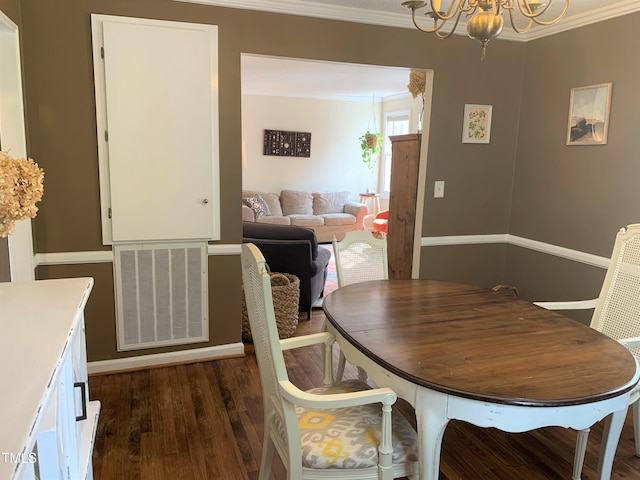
[333,230,389,288]
[241,243,418,480]
[331,230,389,381]
[535,224,640,480]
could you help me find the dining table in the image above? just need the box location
[322,279,640,480]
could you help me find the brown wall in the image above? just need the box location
[504,13,640,303]
[421,244,509,288]
[13,0,640,358]
[0,0,20,24]
[19,0,526,361]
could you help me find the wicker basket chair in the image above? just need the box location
[331,230,389,381]
[241,243,418,480]
[535,224,640,480]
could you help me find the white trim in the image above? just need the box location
[0,10,34,281]
[87,342,244,374]
[33,235,611,270]
[174,0,412,29]
[507,234,610,269]
[525,0,640,40]
[33,243,242,266]
[412,73,433,279]
[422,234,508,246]
[208,243,242,256]
[421,234,610,269]
[35,250,115,266]
[173,0,640,42]
[7,220,35,279]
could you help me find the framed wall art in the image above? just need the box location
[263,129,311,157]
[566,83,612,145]
[462,104,492,144]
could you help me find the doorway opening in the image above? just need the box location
[239,54,432,277]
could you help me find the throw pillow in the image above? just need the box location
[242,190,283,216]
[242,194,271,219]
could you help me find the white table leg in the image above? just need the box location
[573,428,589,480]
[415,389,449,480]
[596,408,627,480]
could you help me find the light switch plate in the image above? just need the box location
[434,181,445,198]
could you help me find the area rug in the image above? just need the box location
[313,244,337,308]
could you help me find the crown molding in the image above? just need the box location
[175,0,640,42]
[175,0,410,28]
[524,0,640,40]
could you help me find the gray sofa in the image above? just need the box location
[242,222,331,318]
[242,189,368,243]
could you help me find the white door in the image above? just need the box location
[92,15,220,243]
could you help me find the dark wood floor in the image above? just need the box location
[90,309,640,480]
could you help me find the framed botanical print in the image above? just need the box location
[462,104,492,144]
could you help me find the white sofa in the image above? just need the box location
[242,189,368,243]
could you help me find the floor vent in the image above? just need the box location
[114,242,208,351]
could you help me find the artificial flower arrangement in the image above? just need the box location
[408,71,427,131]
[0,151,44,237]
[407,71,426,100]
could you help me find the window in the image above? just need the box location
[381,111,410,195]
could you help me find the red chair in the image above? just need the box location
[372,209,389,236]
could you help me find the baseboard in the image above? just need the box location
[87,342,245,375]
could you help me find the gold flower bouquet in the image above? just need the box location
[0,151,44,237]
[408,71,426,131]
[407,71,426,100]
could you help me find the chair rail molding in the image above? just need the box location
[507,234,609,269]
[421,234,610,269]
[34,244,241,266]
[33,236,608,269]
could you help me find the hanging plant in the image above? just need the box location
[359,131,383,174]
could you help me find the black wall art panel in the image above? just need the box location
[263,130,311,157]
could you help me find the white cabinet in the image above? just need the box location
[0,278,100,480]
[91,15,220,244]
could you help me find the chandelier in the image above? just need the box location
[401,0,569,60]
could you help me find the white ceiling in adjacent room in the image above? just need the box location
[242,55,415,101]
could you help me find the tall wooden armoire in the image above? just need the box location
[387,133,421,280]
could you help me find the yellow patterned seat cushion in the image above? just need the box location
[293,379,418,470]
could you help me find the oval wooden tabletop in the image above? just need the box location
[322,279,639,406]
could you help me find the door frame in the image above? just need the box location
[0,9,34,281]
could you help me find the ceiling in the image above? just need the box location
[233,0,640,100]
[294,0,638,21]
[186,0,640,40]
[241,55,413,101]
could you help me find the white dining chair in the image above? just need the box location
[333,230,389,288]
[241,243,418,480]
[331,230,389,382]
[535,224,640,480]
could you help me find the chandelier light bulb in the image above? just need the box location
[402,0,570,60]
